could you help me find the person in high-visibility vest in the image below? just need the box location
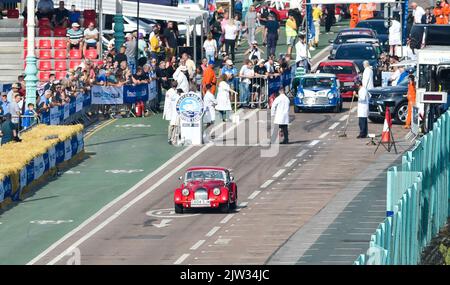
[434,1,449,24]
[349,3,360,28]
[404,74,416,129]
[359,3,375,21]
[442,0,450,24]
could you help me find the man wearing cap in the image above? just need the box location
[53,1,70,28]
[9,94,22,131]
[7,83,20,103]
[125,33,137,74]
[66,22,84,53]
[221,59,238,91]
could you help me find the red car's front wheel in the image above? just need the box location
[174,203,184,214]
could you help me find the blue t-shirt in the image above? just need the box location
[22,109,36,128]
[69,11,81,23]
[265,20,280,35]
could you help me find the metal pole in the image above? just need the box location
[25,0,37,107]
[114,0,125,52]
[99,0,103,56]
[136,0,140,62]
[193,19,197,63]
[200,17,204,62]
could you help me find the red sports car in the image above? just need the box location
[255,0,290,22]
[316,60,361,99]
[174,166,238,214]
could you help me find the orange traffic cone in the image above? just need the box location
[381,108,393,143]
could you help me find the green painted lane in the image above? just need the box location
[0,115,183,264]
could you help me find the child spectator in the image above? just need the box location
[22,103,37,130]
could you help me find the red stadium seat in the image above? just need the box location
[69,49,82,59]
[55,60,67,71]
[38,18,51,28]
[54,49,67,59]
[39,39,52,49]
[69,60,82,70]
[38,61,52,71]
[39,28,52,37]
[39,49,52,59]
[54,27,67,37]
[54,39,67,49]
[7,9,19,18]
[84,49,98,60]
[39,72,51,82]
[55,71,67,80]
[83,10,96,19]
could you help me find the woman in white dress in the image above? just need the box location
[215,74,233,122]
[389,17,402,57]
[173,65,190,93]
[163,81,178,122]
[203,83,217,127]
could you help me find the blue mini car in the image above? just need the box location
[293,73,343,113]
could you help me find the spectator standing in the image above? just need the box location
[412,2,426,24]
[216,74,233,122]
[295,34,311,73]
[163,22,178,60]
[203,84,217,127]
[324,4,335,34]
[286,14,297,56]
[245,5,257,47]
[235,0,243,19]
[312,5,323,48]
[421,7,436,24]
[252,59,268,105]
[203,33,218,64]
[137,33,148,65]
[405,74,416,129]
[271,89,290,144]
[389,16,402,57]
[0,114,17,145]
[66,22,84,53]
[115,45,128,65]
[150,31,162,60]
[69,4,81,24]
[53,1,70,28]
[7,83,20,103]
[239,59,255,108]
[265,15,280,58]
[242,0,252,21]
[234,15,243,47]
[182,53,196,80]
[211,15,224,53]
[9,94,22,131]
[221,59,238,90]
[83,22,99,58]
[173,65,189,93]
[355,81,369,139]
[434,1,448,24]
[362,60,374,90]
[168,88,182,145]
[349,3,359,28]
[37,0,54,20]
[125,33,137,74]
[163,81,177,123]
[202,62,217,95]
[22,103,37,130]
[224,18,238,61]
[201,58,208,72]
[1,93,10,115]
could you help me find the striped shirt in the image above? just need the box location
[66,28,84,44]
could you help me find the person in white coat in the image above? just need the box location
[389,17,402,56]
[215,74,233,122]
[362,60,374,90]
[271,88,291,144]
[355,81,369,139]
[173,65,190,94]
[203,83,217,127]
[163,81,178,122]
[168,88,182,145]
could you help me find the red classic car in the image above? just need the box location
[316,60,361,99]
[174,166,237,214]
[255,0,290,22]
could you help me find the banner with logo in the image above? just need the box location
[123,84,150,103]
[75,94,84,112]
[33,155,46,180]
[64,140,72,162]
[91,85,124,105]
[268,76,282,96]
[50,106,61,125]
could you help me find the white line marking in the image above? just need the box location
[339,115,349,122]
[284,159,297,168]
[36,109,258,265]
[328,122,340,130]
[174,253,190,264]
[260,180,274,188]
[350,106,357,113]
[318,132,329,139]
[206,226,221,237]
[220,214,235,224]
[248,190,261,200]
[190,240,206,250]
[297,149,308,157]
[309,140,320,146]
[239,202,248,207]
[273,169,285,178]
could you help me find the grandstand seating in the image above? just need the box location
[38,49,52,59]
[54,39,67,49]
[85,49,98,60]
[54,27,67,37]
[55,71,67,80]
[54,49,67,59]
[7,9,20,19]
[69,60,82,70]
[38,71,51,81]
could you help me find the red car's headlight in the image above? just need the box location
[182,189,190,196]
[213,188,221,196]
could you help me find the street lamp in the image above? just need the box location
[24,0,38,107]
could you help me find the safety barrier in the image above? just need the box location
[0,124,84,208]
[354,111,450,265]
[40,92,92,125]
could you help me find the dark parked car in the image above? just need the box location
[368,77,409,124]
[330,42,381,85]
[329,28,378,56]
[356,19,389,51]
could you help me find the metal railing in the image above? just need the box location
[354,111,450,265]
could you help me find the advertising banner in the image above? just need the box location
[75,94,84,112]
[50,106,61,125]
[91,85,124,105]
[123,84,150,103]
